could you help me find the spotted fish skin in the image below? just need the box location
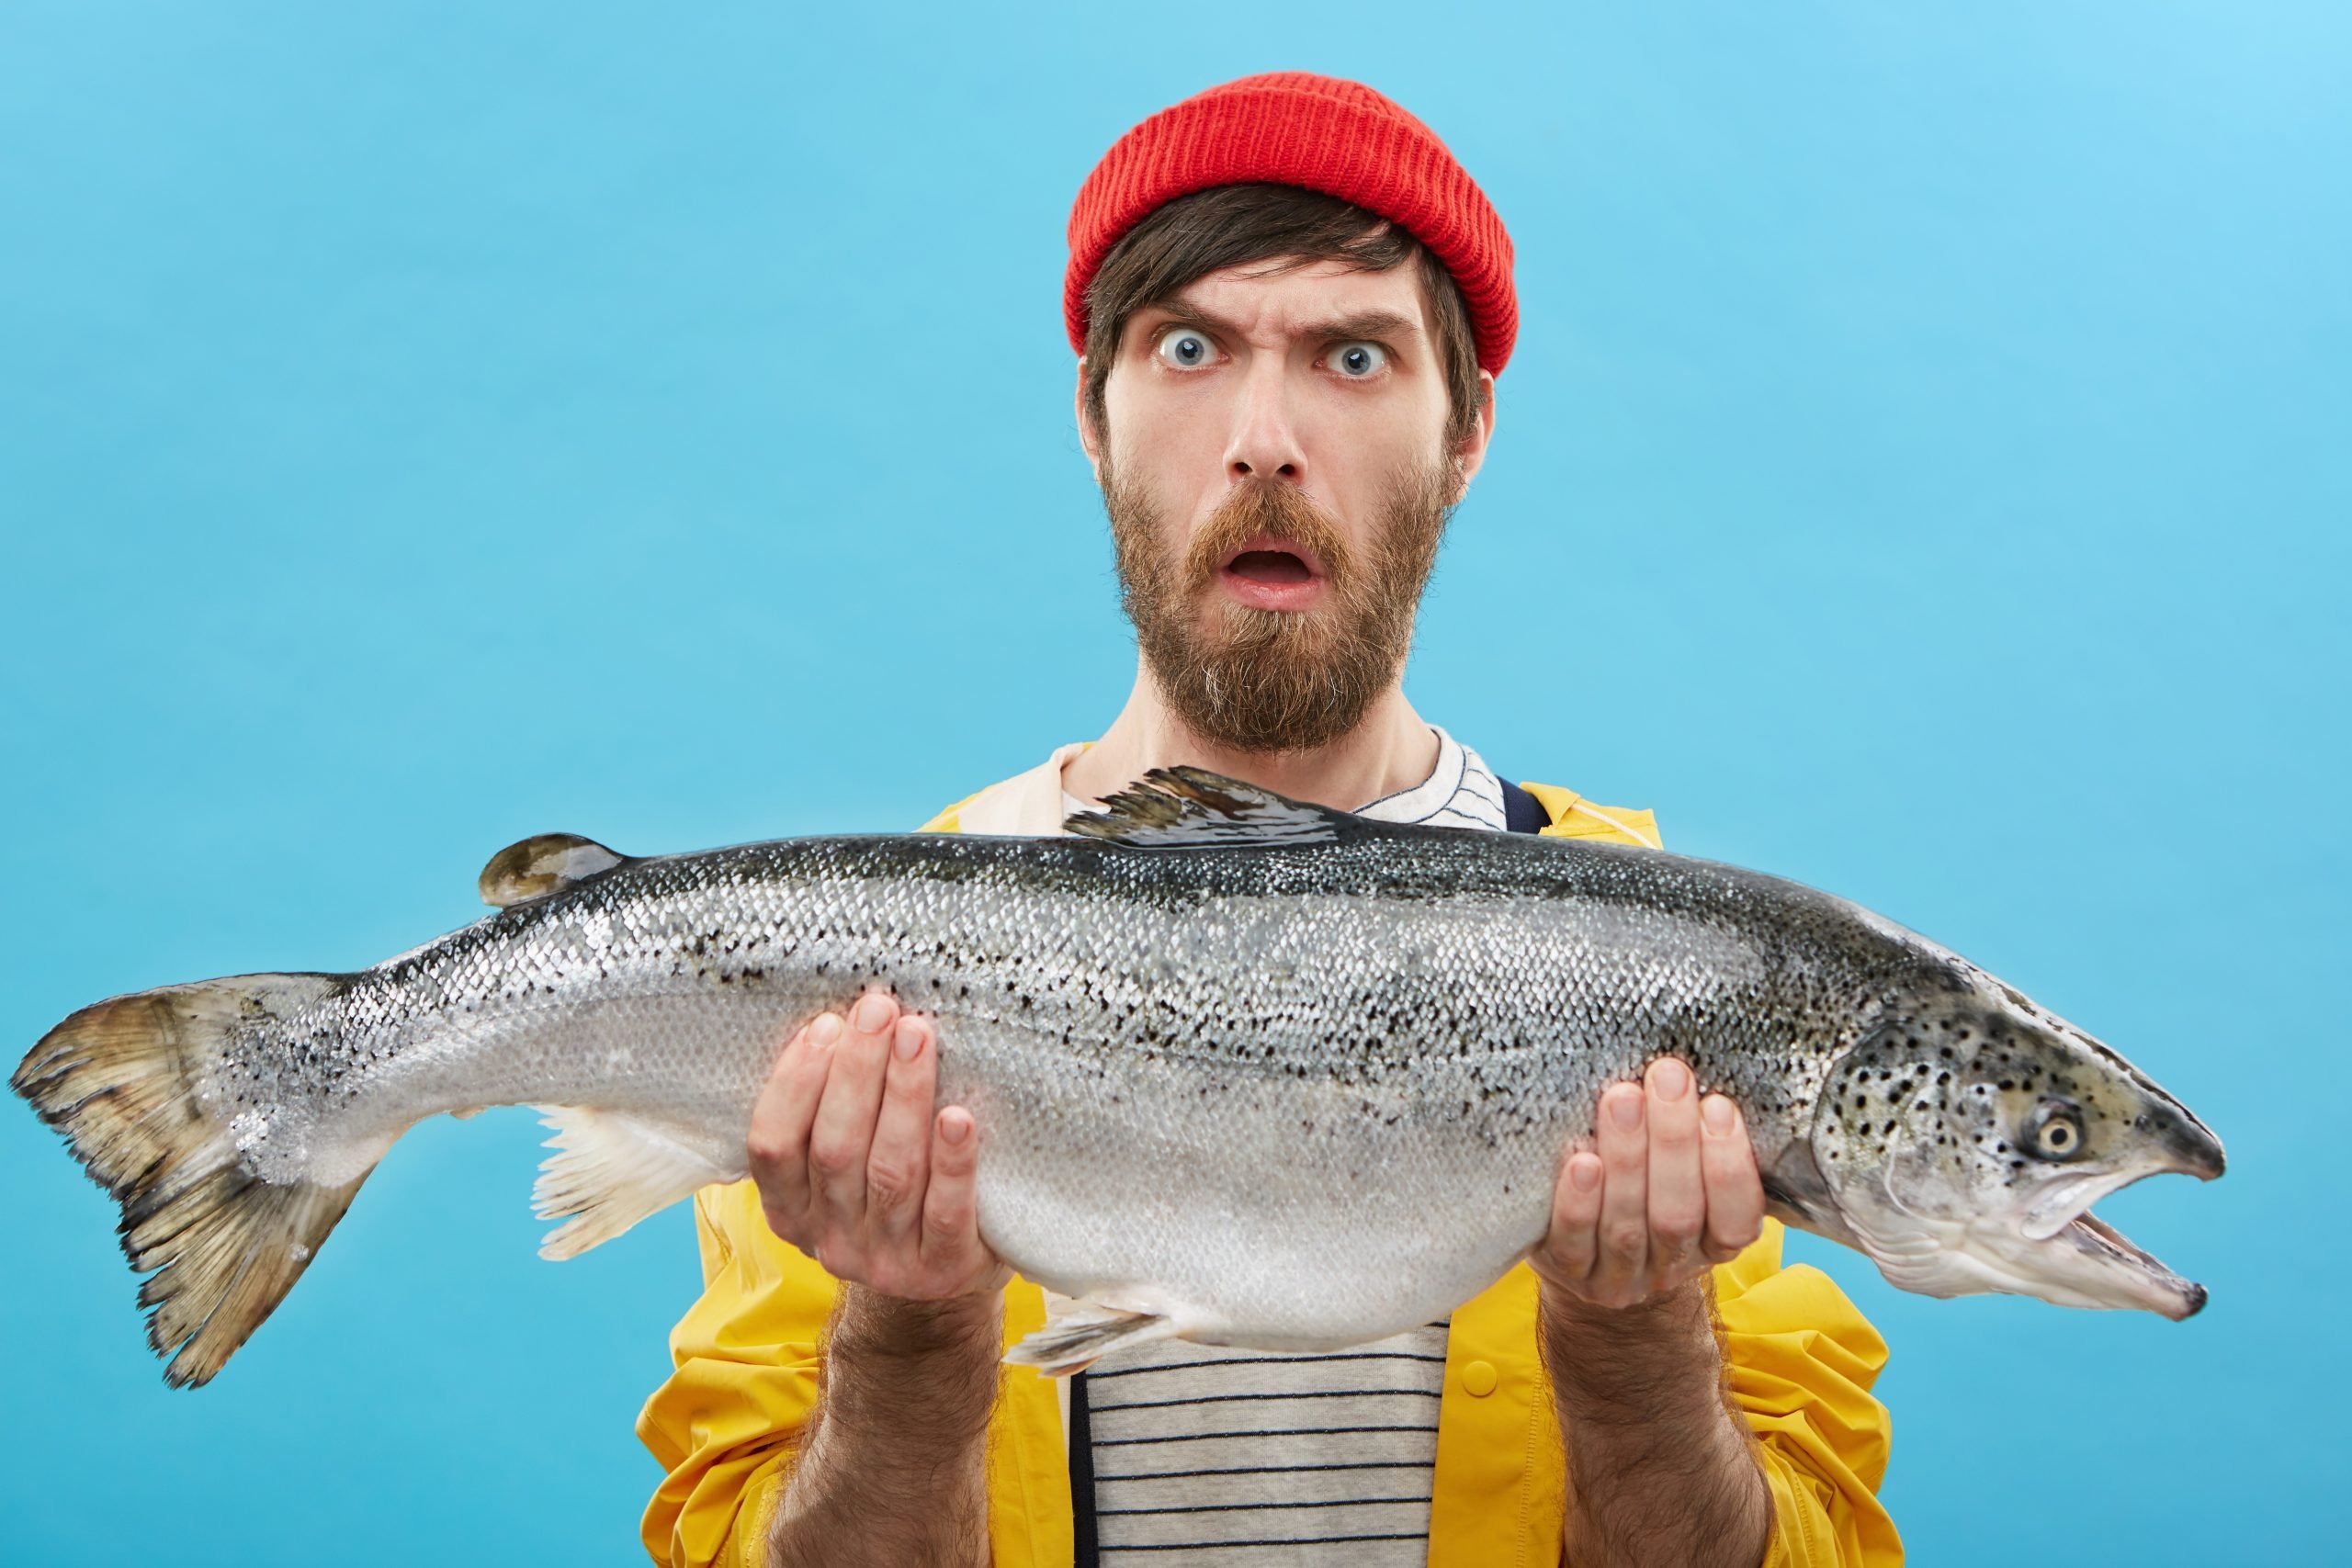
[13,769,2222,1386]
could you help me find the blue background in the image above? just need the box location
[3,3,2344,1562]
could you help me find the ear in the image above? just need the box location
[1074,355,1104,484]
[1448,368,1498,502]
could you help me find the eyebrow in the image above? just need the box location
[1142,299,1423,346]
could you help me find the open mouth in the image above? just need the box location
[1217,536,1328,612]
[1860,1148,2221,1320]
[2017,1157,2218,1320]
[2065,1211,2207,1314]
[2058,1208,2208,1318]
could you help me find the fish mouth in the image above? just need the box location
[2060,1208,2208,1320]
[1858,1142,2221,1319]
[2004,1151,2221,1320]
[2014,1119,2224,1319]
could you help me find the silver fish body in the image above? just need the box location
[14,770,2223,1386]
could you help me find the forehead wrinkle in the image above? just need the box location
[1143,288,1426,347]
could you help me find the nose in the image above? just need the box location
[1222,356,1305,484]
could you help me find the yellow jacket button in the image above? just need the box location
[1460,1359,1499,1397]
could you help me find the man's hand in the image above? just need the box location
[747,988,1010,1301]
[1530,1057,1766,1308]
[1529,1057,1775,1566]
[751,989,1005,1566]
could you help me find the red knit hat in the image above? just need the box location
[1065,73,1517,375]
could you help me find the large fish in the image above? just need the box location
[15,769,2222,1388]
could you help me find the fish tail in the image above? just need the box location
[12,975,370,1388]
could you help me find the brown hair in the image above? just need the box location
[1079,184,1485,456]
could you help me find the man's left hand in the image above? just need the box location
[1530,1057,1766,1309]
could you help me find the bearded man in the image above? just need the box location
[639,73,1899,1568]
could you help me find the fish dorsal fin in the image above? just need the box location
[1063,767,1351,850]
[479,832,629,908]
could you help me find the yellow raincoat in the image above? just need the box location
[638,761,1902,1567]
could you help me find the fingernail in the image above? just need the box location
[893,1020,923,1063]
[855,992,894,1034]
[940,1111,971,1145]
[1610,1089,1644,1129]
[1703,1097,1736,1134]
[1570,1156,1601,1192]
[809,1014,842,1048]
[1654,1060,1691,1100]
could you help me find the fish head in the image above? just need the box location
[1802,975,2223,1318]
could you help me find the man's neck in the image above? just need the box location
[1059,661,1440,813]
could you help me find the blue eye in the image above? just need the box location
[1155,328,1215,369]
[1331,341,1387,378]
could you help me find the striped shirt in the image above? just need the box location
[1057,727,1507,1562]
[1352,726,1507,832]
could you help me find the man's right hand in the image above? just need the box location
[747,988,1011,1301]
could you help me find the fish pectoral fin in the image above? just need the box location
[480,833,631,908]
[1064,767,1354,850]
[1004,1303,1182,1377]
[531,1108,728,1260]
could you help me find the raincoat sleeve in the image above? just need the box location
[636,1179,841,1568]
[1715,1224,1902,1566]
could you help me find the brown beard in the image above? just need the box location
[1104,460,1457,755]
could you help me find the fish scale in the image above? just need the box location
[12,767,2222,1387]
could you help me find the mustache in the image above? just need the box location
[1103,455,1457,755]
[1182,479,1354,592]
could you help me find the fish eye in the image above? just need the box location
[1155,326,1217,371]
[2023,1100,2087,1161]
[1329,341,1387,378]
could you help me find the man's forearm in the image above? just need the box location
[768,1285,1001,1568]
[1541,1280,1772,1568]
